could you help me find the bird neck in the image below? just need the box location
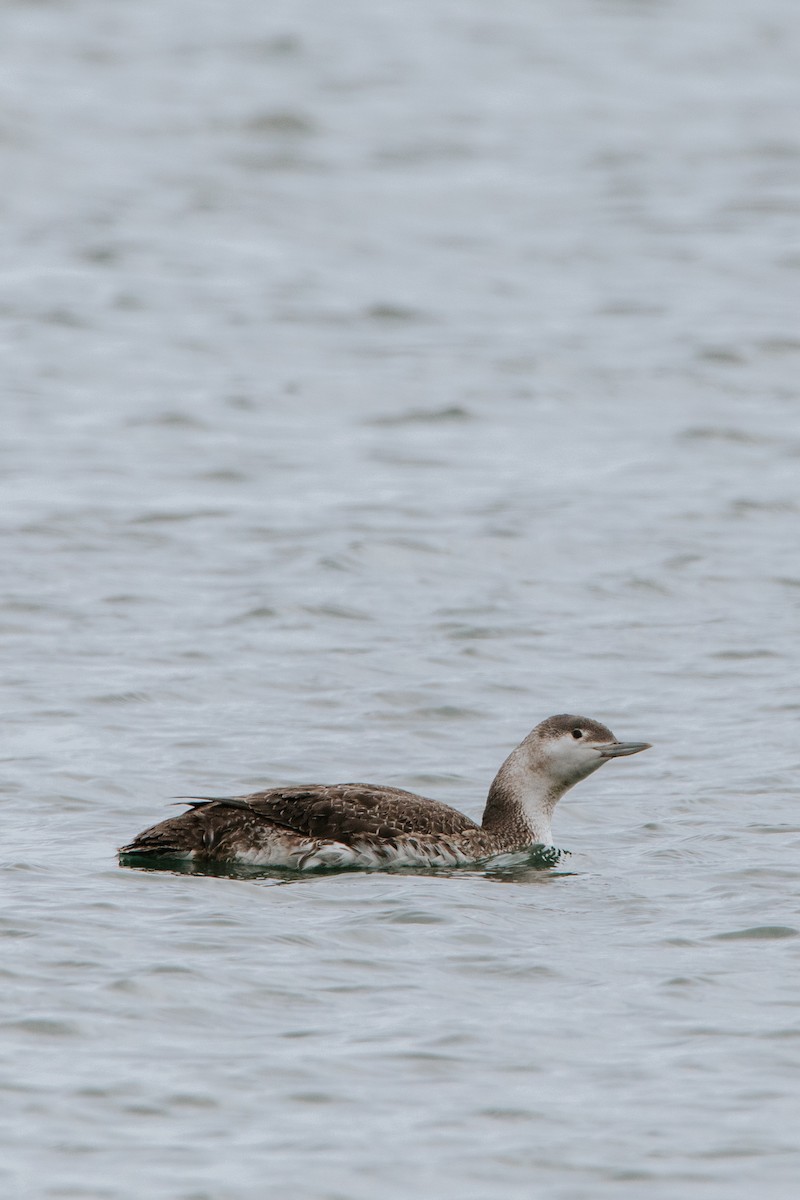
[480,746,565,845]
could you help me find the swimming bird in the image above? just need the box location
[119,714,650,871]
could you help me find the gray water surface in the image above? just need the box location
[3,0,800,1197]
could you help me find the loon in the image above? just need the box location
[119,715,650,871]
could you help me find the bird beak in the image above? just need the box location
[597,741,651,758]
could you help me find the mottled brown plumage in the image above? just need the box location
[230,783,481,838]
[121,784,491,865]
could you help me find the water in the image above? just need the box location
[3,0,800,1195]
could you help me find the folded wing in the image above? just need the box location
[187,783,480,842]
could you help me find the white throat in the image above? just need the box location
[482,746,572,845]
[503,753,562,843]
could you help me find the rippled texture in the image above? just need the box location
[3,0,800,1196]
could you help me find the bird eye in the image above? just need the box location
[572,729,583,739]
